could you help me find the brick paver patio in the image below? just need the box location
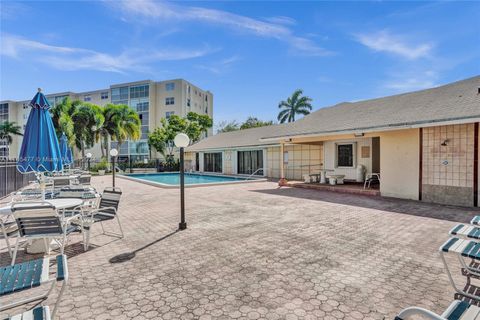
[2,176,480,319]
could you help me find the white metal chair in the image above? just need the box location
[0,254,68,319]
[82,187,123,250]
[10,201,81,265]
[395,299,477,320]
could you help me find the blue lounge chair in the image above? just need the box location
[0,255,68,319]
[395,300,479,319]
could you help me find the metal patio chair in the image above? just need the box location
[82,187,124,250]
[0,254,68,319]
[395,299,478,320]
[10,202,81,265]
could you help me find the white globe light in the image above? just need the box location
[110,148,119,157]
[174,133,190,148]
[86,152,92,158]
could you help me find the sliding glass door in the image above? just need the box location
[204,152,222,173]
[237,150,263,175]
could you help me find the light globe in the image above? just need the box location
[86,152,92,159]
[174,133,190,148]
[110,148,119,157]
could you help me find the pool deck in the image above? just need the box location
[2,176,480,319]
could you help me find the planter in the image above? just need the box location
[98,170,106,176]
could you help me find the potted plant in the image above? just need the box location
[94,158,108,176]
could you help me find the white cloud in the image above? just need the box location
[1,33,215,73]
[355,30,433,60]
[196,55,242,74]
[385,71,439,92]
[109,0,331,57]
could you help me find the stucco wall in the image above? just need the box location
[323,138,372,180]
[379,129,420,200]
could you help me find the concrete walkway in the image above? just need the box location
[2,176,479,319]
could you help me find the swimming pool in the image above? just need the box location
[119,172,265,188]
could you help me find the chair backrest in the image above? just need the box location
[53,177,70,187]
[99,187,122,215]
[79,175,91,185]
[11,202,63,237]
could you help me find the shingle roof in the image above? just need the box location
[187,75,480,151]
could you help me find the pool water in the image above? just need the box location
[125,173,257,186]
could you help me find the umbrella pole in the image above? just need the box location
[40,172,46,200]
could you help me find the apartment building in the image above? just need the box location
[0,79,213,160]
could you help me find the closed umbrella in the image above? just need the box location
[59,132,73,167]
[17,88,63,199]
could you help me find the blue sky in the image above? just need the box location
[1,1,479,127]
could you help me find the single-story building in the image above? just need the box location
[186,76,480,207]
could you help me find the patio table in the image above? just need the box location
[0,198,84,254]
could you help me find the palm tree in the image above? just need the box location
[50,97,80,145]
[277,89,313,123]
[71,103,105,159]
[0,121,23,153]
[96,103,120,158]
[112,104,141,151]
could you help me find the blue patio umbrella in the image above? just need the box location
[17,89,63,198]
[59,133,73,166]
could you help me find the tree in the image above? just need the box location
[50,97,80,145]
[277,89,313,123]
[96,103,141,158]
[240,117,274,130]
[71,103,105,159]
[148,112,213,158]
[216,120,240,133]
[111,104,141,151]
[0,121,23,146]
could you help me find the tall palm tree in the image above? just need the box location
[50,97,80,145]
[0,121,23,147]
[72,103,104,159]
[96,103,120,158]
[277,89,313,123]
[112,104,141,152]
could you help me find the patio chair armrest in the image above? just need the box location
[87,207,117,216]
[56,255,68,282]
[395,306,446,320]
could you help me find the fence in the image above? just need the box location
[0,160,36,198]
[80,157,182,173]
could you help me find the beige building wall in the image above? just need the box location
[323,137,372,180]
[378,129,420,200]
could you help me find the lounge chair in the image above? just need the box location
[0,255,68,319]
[10,202,81,265]
[395,300,479,319]
[82,187,124,250]
[450,224,480,240]
[364,173,380,189]
[3,306,51,320]
[439,237,480,300]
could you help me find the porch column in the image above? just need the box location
[279,142,287,186]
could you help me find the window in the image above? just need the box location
[336,143,355,167]
[0,103,8,124]
[238,150,263,175]
[83,95,91,102]
[204,152,222,173]
[165,82,175,91]
[130,85,149,99]
[54,95,68,106]
[101,92,109,99]
[111,86,129,104]
[166,111,175,118]
[187,99,191,107]
[165,97,175,105]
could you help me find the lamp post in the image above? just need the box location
[174,133,190,230]
[86,152,92,172]
[110,148,118,188]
